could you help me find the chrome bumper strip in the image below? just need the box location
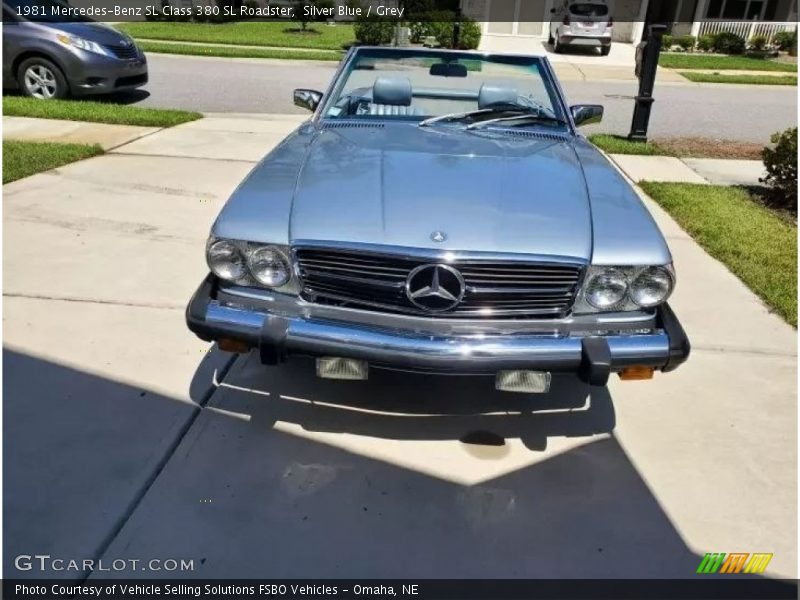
[204,301,671,373]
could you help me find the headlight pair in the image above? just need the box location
[579,265,674,312]
[207,239,291,289]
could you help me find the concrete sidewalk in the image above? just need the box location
[3,114,796,580]
[3,116,160,150]
[610,154,766,186]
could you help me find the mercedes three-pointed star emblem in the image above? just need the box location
[405,264,465,312]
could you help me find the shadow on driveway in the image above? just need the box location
[3,348,795,587]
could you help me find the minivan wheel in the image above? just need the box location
[553,37,563,53]
[18,58,68,99]
[600,45,611,56]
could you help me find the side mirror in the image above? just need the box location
[570,104,604,127]
[294,89,323,112]
[549,7,555,12]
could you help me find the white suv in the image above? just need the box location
[549,1,613,56]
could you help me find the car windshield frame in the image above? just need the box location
[316,46,573,134]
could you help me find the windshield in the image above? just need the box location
[6,0,89,22]
[569,3,609,17]
[324,48,565,127]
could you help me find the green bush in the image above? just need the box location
[676,34,696,51]
[408,19,430,43]
[749,34,768,51]
[773,30,796,51]
[697,34,715,51]
[429,16,481,49]
[353,16,395,45]
[761,127,798,211]
[662,34,673,49]
[713,31,746,54]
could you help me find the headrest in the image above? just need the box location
[478,84,519,109]
[372,77,412,106]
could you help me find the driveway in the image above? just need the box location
[3,115,796,580]
[127,53,798,143]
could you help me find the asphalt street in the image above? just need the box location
[127,53,798,143]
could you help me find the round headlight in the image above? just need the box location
[247,246,290,288]
[630,266,673,307]
[207,239,246,281]
[584,268,628,309]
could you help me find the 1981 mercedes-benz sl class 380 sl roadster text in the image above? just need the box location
[186,47,690,394]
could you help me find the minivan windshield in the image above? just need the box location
[324,48,565,127]
[570,3,609,16]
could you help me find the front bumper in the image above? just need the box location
[64,50,148,95]
[186,275,690,385]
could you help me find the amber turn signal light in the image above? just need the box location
[618,366,655,381]
[217,338,251,354]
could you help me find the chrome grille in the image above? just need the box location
[295,248,584,319]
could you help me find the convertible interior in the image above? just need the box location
[332,75,523,119]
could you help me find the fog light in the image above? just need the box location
[618,366,655,380]
[316,357,369,380]
[496,370,551,393]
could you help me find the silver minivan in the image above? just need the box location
[549,0,613,55]
[2,0,147,99]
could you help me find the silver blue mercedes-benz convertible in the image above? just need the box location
[186,46,689,393]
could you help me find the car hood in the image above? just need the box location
[46,21,133,45]
[289,125,592,260]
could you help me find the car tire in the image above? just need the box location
[553,37,562,53]
[17,57,69,100]
[600,45,611,56]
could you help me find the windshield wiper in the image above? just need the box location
[466,113,568,130]
[418,107,504,127]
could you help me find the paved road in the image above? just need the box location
[127,53,797,143]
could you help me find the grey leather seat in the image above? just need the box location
[478,84,519,109]
[368,77,422,116]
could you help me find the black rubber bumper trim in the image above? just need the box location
[657,302,691,372]
[260,316,290,365]
[578,337,612,386]
[185,273,219,343]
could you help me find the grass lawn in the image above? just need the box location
[679,71,797,85]
[118,22,355,50]
[640,182,797,326]
[659,53,798,72]
[4,140,103,183]
[137,40,341,61]
[3,96,201,127]
[589,134,669,156]
[590,134,765,160]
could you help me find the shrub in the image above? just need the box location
[713,31,746,54]
[408,19,430,43]
[697,34,715,51]
[773,30,796,51]
[661,34,673,50]
[676,34,696,51]
[790,30,798,56]
[761,127,798,211]
[749,34,768,51]
[353,16,395,45]
[432,17,481,49]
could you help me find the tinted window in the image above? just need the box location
[569,3,609,16]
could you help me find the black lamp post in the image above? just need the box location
[628,24,666,142]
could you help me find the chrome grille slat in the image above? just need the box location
[295,248,583,319]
